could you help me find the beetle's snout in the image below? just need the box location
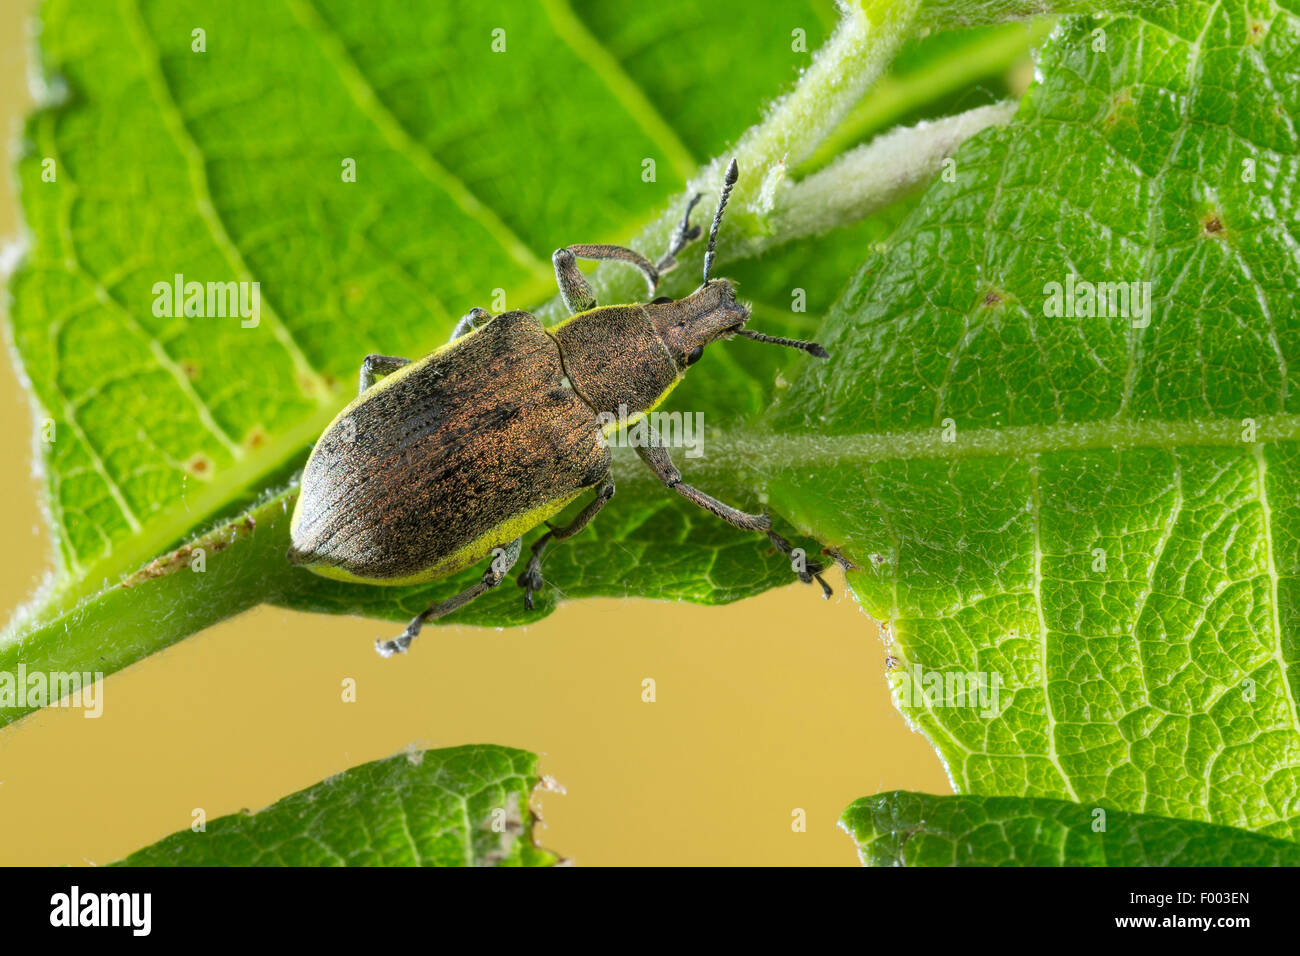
[649,279,750,371]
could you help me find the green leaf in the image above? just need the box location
[2,0,1090,725]
[111,745,557,866]
[8,0,833,600]
[843,792,1300,866]
[764,0,1300,845]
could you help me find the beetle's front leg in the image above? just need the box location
[654,192,703,276]
[552,248,598,314]
[634,424,832,598]
[517,481,615,610]
[551,194,705,314]
[553,245,660,314]
[359,354,410,395]
[376,537,522,657]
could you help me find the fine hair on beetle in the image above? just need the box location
[287,158,834,657]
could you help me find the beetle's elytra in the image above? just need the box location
[287,160,832,656]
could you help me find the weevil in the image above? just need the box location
[287,160,832,657]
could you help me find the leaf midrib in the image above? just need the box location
[725,411,1300,473]
[11,408,1296,645]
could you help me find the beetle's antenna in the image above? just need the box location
[734,328,830,359]
[702,158,738,285]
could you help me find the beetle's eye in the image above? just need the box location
[650,296,674,305]
[686,345,704,365]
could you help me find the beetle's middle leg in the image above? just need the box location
[359,354,410,395]
[376,537,523,657]
[634,424,832,598]
[517,482,615,610]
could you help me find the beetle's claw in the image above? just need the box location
[375,631,414,657]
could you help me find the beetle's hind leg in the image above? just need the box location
[634,423,832,599]
[359,354,410,395]
[517,482,615,610]
[376,537,522,657]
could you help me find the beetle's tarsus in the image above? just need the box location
[821,546,859,571]
[375,630,415,657]
[518,564,544,611]
[376,538,523,658]
[655,192,704,276]
[767,529,834,599]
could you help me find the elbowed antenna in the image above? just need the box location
[734,328,830,359]
[702,158,739,285]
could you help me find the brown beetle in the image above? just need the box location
[287,160,831,656]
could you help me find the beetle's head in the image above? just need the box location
[647,158,830,373]
[648,279,749,370]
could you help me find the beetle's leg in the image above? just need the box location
[765,529,833,599]
[553,245,660,313]
[634,424,832,598]
[552,194,706,312]
[654,192,704,276]
[636,434,769,532]
[552,248,597,313]
[376,538,522,657]
[359,354,410,395]
[450,306,491,342]
[517,482,615,610]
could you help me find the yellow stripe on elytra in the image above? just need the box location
[301,487,587,586]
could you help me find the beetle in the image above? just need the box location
[287,160,832,657]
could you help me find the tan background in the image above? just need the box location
[0,0,949,866]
